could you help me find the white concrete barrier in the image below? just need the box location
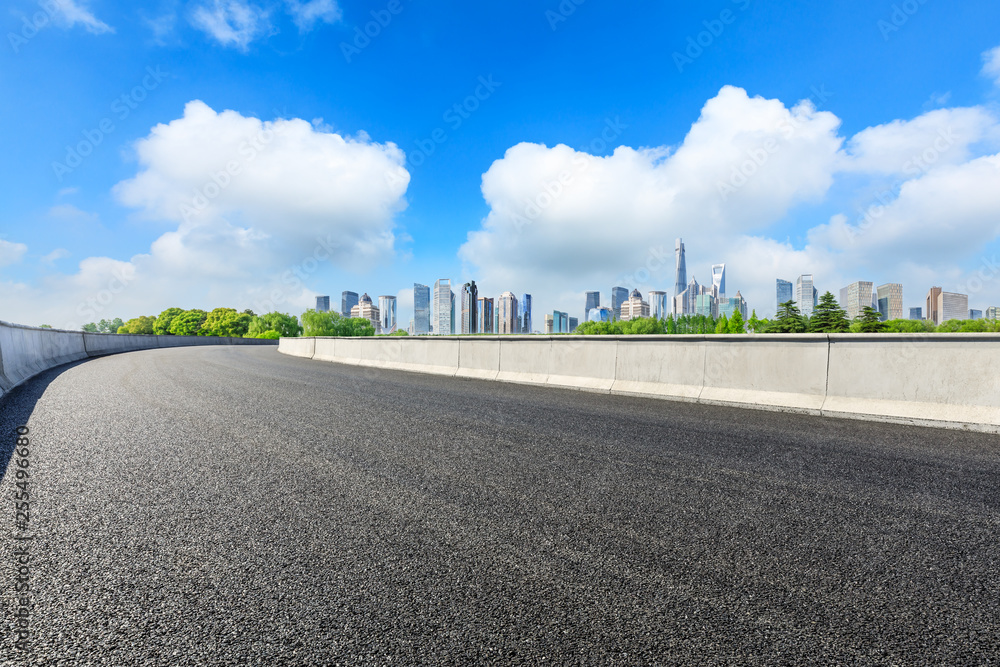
[278,336,316,358]
[280,333,1000,432]
[0,320,276,401]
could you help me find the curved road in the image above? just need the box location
[1,346,999,665]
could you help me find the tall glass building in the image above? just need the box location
[378,295,397,333]
[551,310,569,333]
[433,279,453,336]
[585,291,600,322]
[413,283,431,335]
[648,291,668,319]
[341,291,359,318]
[841,281,874,321]
[315,295,330,312]
[795,275,817,317]
[776,279,793,312]
[588,307,612,322]
[461,281,478,334]
[478,297,494,333]
[498,292,518,333]
[519,293,532,334]
[611,286,629,321]
[695,293,716,318]
[711,264,726,298]
[674,238,686,304]
[876,283,903,321]
[909,307,923,320]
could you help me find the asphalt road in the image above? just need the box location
[1,346,999,665]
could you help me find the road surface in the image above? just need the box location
[1,346,998,665]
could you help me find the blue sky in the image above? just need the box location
[2,0,1000,328]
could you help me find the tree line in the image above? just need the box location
[82,308,302,339]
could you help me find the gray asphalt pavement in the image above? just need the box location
[1,345,999,665]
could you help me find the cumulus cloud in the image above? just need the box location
[285,0,340,32]
[983,46,1000,87]
[190,0,270,50]
[0,240,28,268]
[459,86,1000,318]
[49,0,114,34]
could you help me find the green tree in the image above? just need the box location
[169,309,208,336]
[118,316,156,335]
[246,312,302,338]
[727,310,746,334]
[883,318,935,333]
[82,323,98,333]
[301,309,376,337]
[769,300,806,333]
[96,318,124,334]
[715,313,729,334]
[39,324,53,329]
[154,308,185,335]
[665,316,677,334]
[855,306,886,333]
[387,329,409,336]
[809,291,850,333]
[202,308,253,337]
[747,310,763,334]
[620,317,663,335]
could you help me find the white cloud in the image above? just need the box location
[49,0,114,34]
[191,0,271,50]
[41,248,71,264]
[285,0,340,32]
[49,203,98,222]
[0,101,410,329]
[459,86,1000,319]
[0,240,28,268]
[983,46,1000,87]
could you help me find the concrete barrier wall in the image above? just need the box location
[0,320,276,401]
[280,334,1000,433]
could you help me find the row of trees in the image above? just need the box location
[301,309,378,337]
[83,308,302,339]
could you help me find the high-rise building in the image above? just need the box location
[497,292,518,334]
[413,283,431,335]
[585,291,600,322]
[795,275,817,317]
[477,297,494,333]
[316,295,330,313]
[711,264,726,299]
[433,279,453,336]
[341,291,359,318]
[970,309,983,320]
[611,287,629,321]
[926,287,943,325]
[938,291,968,323]
[378,295,397,333]
[876,283,903,322]
[718,291,748,320]
[695,293,716,318]
[648,290,668,319]
[620,289,651,321]
[909,307,923,320]
[350,293,380,332]
[568,317,578,332]
[588,307,612,322]
[519,294,532,334]
[544,314,554,334]
[674,238,687,304]
[776,279,793,313]
[986,307,1000,320]
[675,276,701,316]
[549,310,569,333]
[461,281,478,334]
[842,281,874,321]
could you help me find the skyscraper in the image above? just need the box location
[378,295,397,333]
[341,291,359,318]
[588,307,612,322]
[970,309,983,320]
[544,314,554,334]
[315,295,330,313]
[585,291,600,322]
[876,283,903,322]
[611,286,629,321]
[433,279,452,336]
[711,263,726,299]
[461,281,478,334]
[842,281,874,321]
[350,293,380,332]
[926,287,943,325]
[674,238,686,304]
[938,291,968,323]
[776,279,793,313]
[795,275,817,317]
[477,297,494,333]
[986,306,1000,320]
[648,290,668,319]
[497,292,518,334]
[675,276,701,316]
[519,293,532,334]
[551,310,569,333]
[568,317,578,332]
[909,307,923,320]
[620,289,651,321]
[413,283,431,335]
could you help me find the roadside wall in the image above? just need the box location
[0,320,276,400]
[278,334,1000,433]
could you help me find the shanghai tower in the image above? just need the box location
[674,238,686,301]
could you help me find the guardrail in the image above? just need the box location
[279,334,1000,433]
[0,320,277,400]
